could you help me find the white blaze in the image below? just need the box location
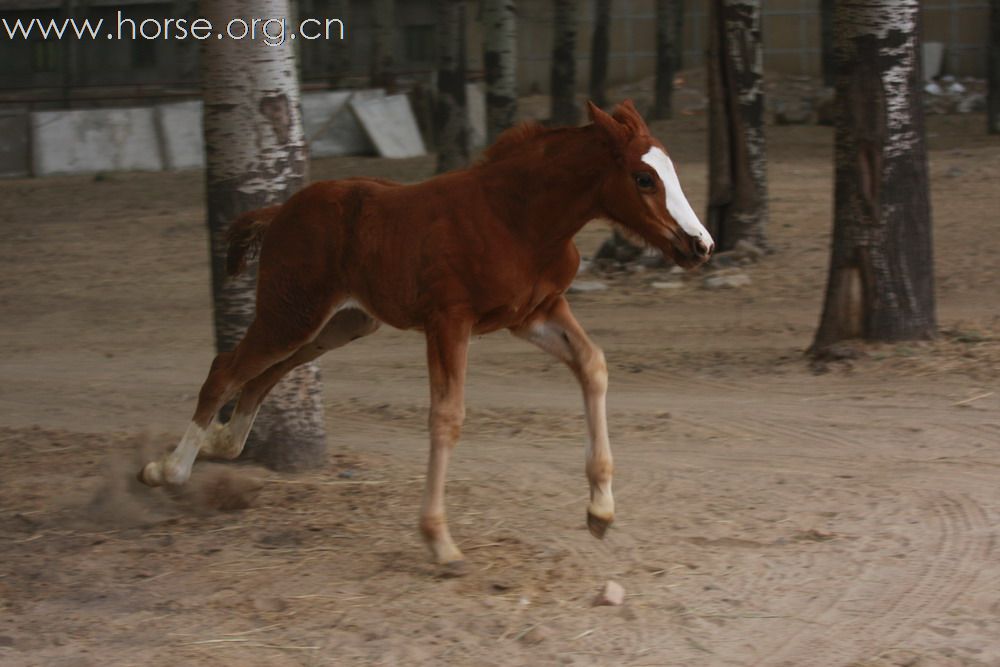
[641,147,714,249]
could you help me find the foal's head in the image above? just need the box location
[589,100,714,268]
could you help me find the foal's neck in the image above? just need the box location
[478,125,610,248]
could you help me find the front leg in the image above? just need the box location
[420,317,471,569]
[512,297,614,538]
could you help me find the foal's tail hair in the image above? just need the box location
[226,205,281,276]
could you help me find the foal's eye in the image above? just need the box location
[634,173,656,190]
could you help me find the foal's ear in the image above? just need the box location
[587,100,628,146]
[611,99,649,135]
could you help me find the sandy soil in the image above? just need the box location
[1,113,999,667]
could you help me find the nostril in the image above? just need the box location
[696,240,713,257]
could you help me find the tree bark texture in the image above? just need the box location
[652,0,680,120]
[812,0,936,351]
[200,0,326,472]
[589,0,611,109]
[371,0,395,89]
[821,0,835,87]
[550,0,578,125]
[482,0,518,143]
[329,0,351,86]
[435,0,470,173]
[989,0,1000,134]
[706,0,768,252]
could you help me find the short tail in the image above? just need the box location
[226,205,282,276]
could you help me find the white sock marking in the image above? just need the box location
[641,147,714,249]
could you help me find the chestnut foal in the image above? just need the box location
[140,100,713,568]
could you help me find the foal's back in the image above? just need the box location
[255,171,575,332]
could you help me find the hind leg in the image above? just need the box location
[201,307,381,461]
[140,317,323,487]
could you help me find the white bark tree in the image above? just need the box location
[435,0,470,173]
[589,0,611,109]
[482,0,518,143]
[200,0,325,471]
[990,0,1000,134]
[550,0,578,125]
[371,0,395,89]
[812,0,936,351]
[706,0,769,252]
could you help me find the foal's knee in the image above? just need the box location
[580,347,608,393]
[429,404,465,443]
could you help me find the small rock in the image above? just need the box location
[732,239,764,261]
[703,271,751,289]
[568,280,608,294]
[651,280,683,290]
[520,624,551,645]
[774,99,813,125]
[956,93,986,114]
[253,596,288,613]
[593,580,626,606]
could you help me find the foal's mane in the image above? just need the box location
[480,122,589,164]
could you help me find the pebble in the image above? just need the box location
[703,271,751,289]
[651,281,683,290]
[568,280,608,293]
[593,580,626,606]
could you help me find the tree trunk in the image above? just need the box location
[435,0,470,173]
[673,0,684,70]
[812,0,936,352]
[589,0,611,109]
[200,0,326,472]
[989,0,1000,134]
[329,0,351,87]
[371,0,395,90]
[652,0,679,120]
[550,0,578,125]
[706,0,768,252]
[482,0,518,143]
[820,0,835,87]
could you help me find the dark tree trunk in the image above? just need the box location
[329,0,351,87]
[706,0,768,252]
[201,0,325,472]
[434,0,470,173]
[989,0,1000,134]
[589,0,611,109]
[673,0,684,70]
[821,0,835,87]
[482,0,518,143]
[812,0,936,352]
[652,0,680,120]
[371,0,395,90]
[550,0,578,125]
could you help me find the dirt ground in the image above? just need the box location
[1,112,999,667]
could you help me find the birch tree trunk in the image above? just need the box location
[371,0,395,89]
[482,0,518,143]
[589,0,611,109]
[435,0,470,173]
[201,0,326,472]
[989,0,1000,134]
[652,0,680,120]
[706,0,768,252]
[812,0,936,352]
[550,0,578,125]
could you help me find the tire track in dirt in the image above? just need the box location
[756,490,992,666]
